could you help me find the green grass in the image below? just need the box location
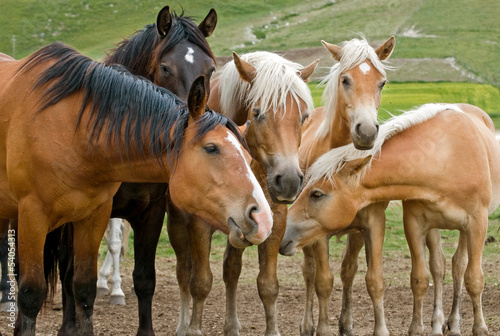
[1,0,499,88]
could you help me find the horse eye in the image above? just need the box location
[253,108,263,120]
[204,144,220,154]
[207,67,216,79]
[310,190,325,200]
[341,76,350,86]
[301,113,310,124]
[160,64,170,75]
[379,80,387,89]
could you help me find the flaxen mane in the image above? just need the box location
[306,104,464,186]
[218,51,314,117]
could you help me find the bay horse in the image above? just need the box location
[167,51,318,335]
[91,6,217,308]
[296,36,395,336]
[0,43,272,336]
[281,103,499,336]
[55,6,220,335]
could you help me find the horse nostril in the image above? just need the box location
[274,174,282,188]
[298,173,304,188]
[375,123,380,132]
[247,205,259,223]
[355,123,362,136]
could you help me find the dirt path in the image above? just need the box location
[1,247,499,335]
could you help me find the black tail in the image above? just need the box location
[43,226,64,305]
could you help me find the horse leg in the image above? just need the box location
[300,242,317,336]
[186,219,214,336]
[447,233,468,336]
[107,218,126,305]
[313,236,333,336]
[256,203,287,336]
[362,203,389,336]
[339,231,364,336]
[426,229,446,336]
[130,201,166,336]
[166,197,192,336]
[223,241,244,336]
[463,214,488,336]
[403,202,429,336]
[16,201,50,336]
[0,220,15,312]
[58,224,77,336]
[96,222,112,298]
[71,204,112,336]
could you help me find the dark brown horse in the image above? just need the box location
[56,7,219,336]
[0,43,272,336]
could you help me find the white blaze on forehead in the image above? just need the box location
[225,133,272,217]
[185,47,194,63]
[359,62,371,75]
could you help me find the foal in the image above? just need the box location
[282,103,499,336]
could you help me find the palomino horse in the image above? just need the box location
[166,51,318,335]
[281,103,499,336]
[296,36,395,336]
[0,43,273,336]
[55,6,220,335]
[91,6,217,308]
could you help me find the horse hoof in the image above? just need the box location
[96,287,108,298]
[110,295,126,305]
[0,300,16,312]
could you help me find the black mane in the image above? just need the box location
[103,10,216,80]
[18,43,243,167]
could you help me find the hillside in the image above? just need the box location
[1,0,499,87]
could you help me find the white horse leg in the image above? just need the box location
[108,218,126,305]
[426,229,446,336]
[97,223,112,298]
[447,233,468,335]
[300,242,317,336]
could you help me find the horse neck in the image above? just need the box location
[329,102,352,148]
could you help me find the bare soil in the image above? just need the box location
[1,246,499,336]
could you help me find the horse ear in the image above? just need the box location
[321,40,342,61]
[233,52,256,83]
[237,121,250,137]
[300,59,319,82]
[199,8,217,37]
[375,36,395,61]
[156,6,172,37]
[339,156,372,179]
[187,76,208,120]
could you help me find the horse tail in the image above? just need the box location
[43,226,64,305]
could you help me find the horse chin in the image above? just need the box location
[227,217,253,249]
[279,239,298,256]
[353,141,374,150]
[268,192,295,205]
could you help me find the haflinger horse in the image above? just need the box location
[54,6,220,335]
[295,36,395,336]
[281,103,500,336]
[166,51,318,335]
[0,43,273,336]
[90,6,217,309]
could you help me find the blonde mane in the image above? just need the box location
[306,104,464,186]
[218,51,314,117]
[315,36,394,140]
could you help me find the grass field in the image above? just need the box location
[1,0,499,88]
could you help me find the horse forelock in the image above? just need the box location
[315,36,394,141]
[218,51,314,119]
[306,103,464,187]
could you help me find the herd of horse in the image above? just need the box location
[0,5,497,336]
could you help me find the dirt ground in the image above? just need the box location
[1,244,499,336]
